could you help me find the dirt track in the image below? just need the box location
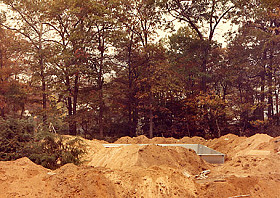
[1,134,279,198]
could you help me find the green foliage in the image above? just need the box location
[0,117,33,160]
[0,117,86,169]
[26,131,86,169]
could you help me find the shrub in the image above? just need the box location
[0,117,33,161]
[0,117,86,169]
[26,131,86,169]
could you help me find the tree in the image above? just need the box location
[168,27,206,96]
[85,0,122,138]
[226,0,280,135]
[160,0,237,92]
[1,0,51,123]
[44,0,90,135]
[120,0,165,138]
[0,26,28,118]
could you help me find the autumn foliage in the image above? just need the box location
[0,0,279,143]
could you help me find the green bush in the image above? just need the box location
[0,117,86,169]
[0,117,33,160]
[26,131,86,169]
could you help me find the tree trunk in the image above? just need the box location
[66,76,76,135]
[133,101,138,135]
[142,30,154,139]
[216,119,221,137]
[260,65,265,121]
[41,63,47,124]
[268,50,273,119]
[149,90,153,138]
[201,58,207,93]
[0,49,4,117]
[71,73,79,135]
[128,32,135,137]
[201,40,211,93]
[275,90,279,125]
[0,107,4,117]
[73,74,78,117]
[39,23,47,125]
[0,49,3,81]
[98,88,104,138]
[222,84,227,100]
[98,45,105,139]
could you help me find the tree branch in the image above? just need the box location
[0,23,39,50]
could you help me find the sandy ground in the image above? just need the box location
[0,134,279,198]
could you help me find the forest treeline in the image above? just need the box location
[1,0,280,140]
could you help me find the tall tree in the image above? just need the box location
[160,0,237,92]
[121,0,164,138]
[1,0,50,124]
[83,0,122,138]
[45,0,90,135]
[0,28,27,117]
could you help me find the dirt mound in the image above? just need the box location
[62,135,107,165]
[114,135,209,144]
[231,134,273,157]
[205,134,246,157]
[216,154,280,177]
[0,159,117,198]
[0,157,48,179]
[180,136,207,144]
[114,136,133,144]
[115,135,208,144]
[197,174,280,198]
[149,137,180,144]
[132,135,150,143]
[203,133,275,159]
[95,139,109,144]
[1,133,280,198]
[255,136,280,154]
[2,156,279,198]
[46,164,116,198]
[114,135,150,144]
[0,158,198,198]
[88,144,208,174]
[81,139,106,164]
[104,166,198,198]
[0,158,49,197]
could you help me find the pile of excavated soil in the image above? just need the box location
[205,133,274,158]
[197,174,280,198]
[103,166,199,198]
[0,157,49,197]
[0,158,117,198]
[215,153,280,177]
[61,135,107,164]
[88,144,208,174]
[149,137,180,144]
[206,134,280,178]
[204,134,246,156]
[1,133,280,198]
[114,135,207,144]
[180,136,208,144]
[81,139,106,164]
[114,135,150,144]
[0,158,199,198]
[256,136,280,154]
[232,134,273,157]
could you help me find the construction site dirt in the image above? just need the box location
[1,133,279,198]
